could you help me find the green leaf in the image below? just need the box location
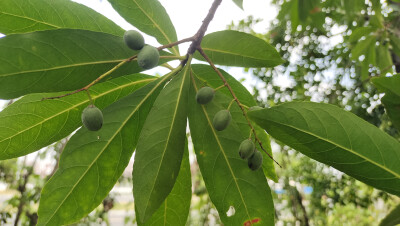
[370,14,384,29]
[194,30,284,68]
[232,0,244,10]
[366,41,377,66]
[0,29,171,99]
[349,27,377,43]
[310,12,326,32]
[139,141,192,226]
[0,74,154,160]
[372,74,400,130]
[290,0,300,31]
[342,0,364,16]
[377,43,393,72]
[132,63,191,223]
[188,77,275,225]
[298,0,318,22]
[351,35,376,60]
[248,102,400,196]
[0,0,123,36]
[390,34,400,57]
[191,64,278,181]
[379,204,400,226]
[108,0,179,55]
[37,76,169,226]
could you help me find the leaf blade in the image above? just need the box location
[232,0,244,9]
[351,35,376,60]
[0,0,124,35]
[108,0,179,55]
[372,74,400,130]
[188,76,275,225]
[0,74,154,160]
[37,76,169,226]
[139,141,192,226]
[132,64,191,223]
[0,29,171,99]
[379,204,400,226]
[348,27,377,43]
[248,102,400,196]
[194,30,284,68]
[191,64,278,181]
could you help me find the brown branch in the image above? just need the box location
[197,47,281,167]
[187,0,223,55]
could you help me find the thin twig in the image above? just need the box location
[159,55,187,60]
[197,47,281,167]
[187,0,223,55]
[157,37,195,51]
[42,60,128,100]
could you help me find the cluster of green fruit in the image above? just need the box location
[124,30,160,70]
[195,86,263,171]
[195,86,231,131]
[239,139,262,171]
[80,30,162,131]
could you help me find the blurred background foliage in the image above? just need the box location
[228,0,400,225]
[1,0,400,225]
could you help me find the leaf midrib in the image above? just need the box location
[143,66,188,218]
[41,77,166,225]
[0,78,155,145]
[202,47,281,62]
[0,59,123,78]
[130,0,179,56]
[0,11,60,29]
[262,116,400,179]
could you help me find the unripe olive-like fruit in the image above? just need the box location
[248,150,263,171]
[239,139,255,159]
[137,45,160,70]
[81,105,103,131]
[124,30,145,50]
[196,86,215,104]
[212,110,231,131]
[248,106,263,111]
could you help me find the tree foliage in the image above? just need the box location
[0,0,399,225]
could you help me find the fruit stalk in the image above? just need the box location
[197,47,281,167]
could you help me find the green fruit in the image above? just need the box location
[212,110,231,131]
[137,45,160,69]
[239,139,255,159]
[196,86,215,104]
[248,106,263,111]
[248,150,263,171]
[81,105,103,131]
[124,30,145,50]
